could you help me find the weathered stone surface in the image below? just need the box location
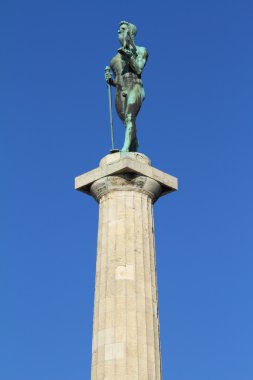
[75,153,178,379]
[75,152,178,201]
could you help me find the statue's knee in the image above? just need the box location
[125,113,134,124]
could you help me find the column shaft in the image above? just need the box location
[91,189,161,380]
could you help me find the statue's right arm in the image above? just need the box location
[105,68,116,87]
[108,77,116,87]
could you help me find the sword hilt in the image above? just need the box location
[105,66,112,84]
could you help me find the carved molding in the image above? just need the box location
[90,173,162,203]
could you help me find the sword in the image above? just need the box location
[105,66,115,151]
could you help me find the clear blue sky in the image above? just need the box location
[1,0,253,379]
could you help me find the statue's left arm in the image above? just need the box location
[128,47,148,76]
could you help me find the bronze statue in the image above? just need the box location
[105,21,148,152]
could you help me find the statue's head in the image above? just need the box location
[118,21,137,45]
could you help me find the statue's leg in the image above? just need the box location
[121,87,143,152]
[121,112,137,152]
[115,90,127,123]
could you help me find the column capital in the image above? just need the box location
[90,174,162,202]
[75,152,178,202]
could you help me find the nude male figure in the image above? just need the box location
[105,21,148,152]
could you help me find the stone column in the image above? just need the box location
[75,152,178,380]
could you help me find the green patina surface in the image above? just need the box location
[105,21,148,152]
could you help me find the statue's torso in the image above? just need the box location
[110,48,144,90]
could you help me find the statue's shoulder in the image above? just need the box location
[136,45,148,58]
[110,53,121,67]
